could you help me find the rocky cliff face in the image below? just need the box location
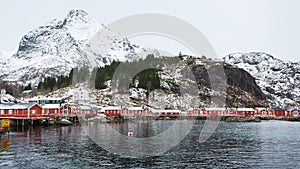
[224,65,268,107]
[187,57,268,108]
[124,56,268,109]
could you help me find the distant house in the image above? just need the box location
[103,106,122,117]
[21,90,34,98]
[254,107,267,116]
[287,108,299,117]
[76,105,97,118]
[232,108,255,116]
[28,97,72,117]
[270,108,286,116]
[203,108,227,116]
[72,88,89,104]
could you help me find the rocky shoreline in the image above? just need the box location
[221,116,261,122]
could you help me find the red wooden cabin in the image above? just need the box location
[187,108,202,116]
[126,107,143,116]
[287,109,299,117]
[254,107,267,116]
[231,108,255,116]
[151,109,181,117]
[203,108,226,116]
[77,105,97,118]
[103,106,122,117]
[268,108,286,117]
[42,104,72,118]
[0,103,43,119]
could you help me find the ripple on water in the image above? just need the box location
[0,121,300,168]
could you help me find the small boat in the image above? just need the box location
[58,119,72,126]
[48,119,55,125]
[41,119,55,125]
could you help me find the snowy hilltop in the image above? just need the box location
[0,9,159,85]
[224,52,300,109]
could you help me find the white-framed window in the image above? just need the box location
[0,110,4,114]
[32,110,36,114]
[8,109,12,115]
[293,110,298,116]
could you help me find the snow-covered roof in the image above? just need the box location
[41,104,62,109]
[151,109,181,113]
[127,107,145,111]
[255,107,266,110]
[236,108,255,111]
[79,105,94,110]
[22,90,32,94]
[27,97,65,102]
[0,102,37,109]
[36,97,64,100]
[205,108,226,111]
[102,106,122,110]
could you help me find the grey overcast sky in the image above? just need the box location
[0,0,300,61]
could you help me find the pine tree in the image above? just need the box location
[178,51,183,60]
[24,83,32,90]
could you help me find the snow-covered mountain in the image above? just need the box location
[0,9,159,85]
[0,51,14,76]
[224,52,300,108]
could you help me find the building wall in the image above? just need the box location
[105,109,121,116]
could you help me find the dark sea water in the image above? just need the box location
[1,120,300,169]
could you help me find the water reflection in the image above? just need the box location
[1,136,9,151]
[0,121,299,168]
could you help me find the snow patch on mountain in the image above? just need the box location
[0,51,14,76]
[224,52,300,108]
[63,9,104,46]
[0,9,159,85]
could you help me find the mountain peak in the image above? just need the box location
[62,9,102,42]
[66,9,89,19]
[0,9,159,85]
[63,9,91,26]
[224,52,282,65]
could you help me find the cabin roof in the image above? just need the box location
[236,108,255,111]
[255,107,266,110]
[272,107,286,111]
[0,102,38,109]
[102,106,122,110]
[79,105,94,110]
[204,108,226,111]
[151,109,181,113]
[28,97,64,101]
[127,107,145,110]
[41,104,62,109]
